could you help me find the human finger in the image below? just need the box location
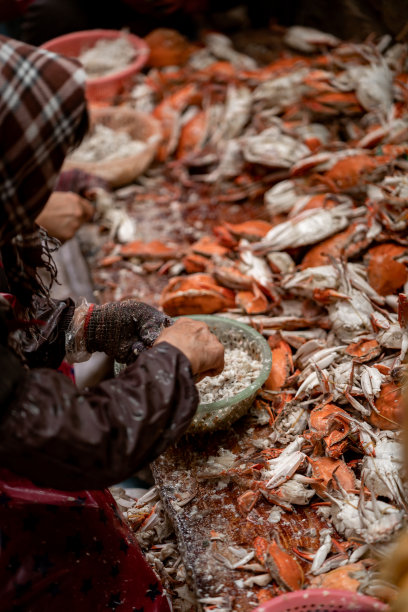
[78,196,94,221]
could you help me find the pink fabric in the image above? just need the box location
[0,468,171,611]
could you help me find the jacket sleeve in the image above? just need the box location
[0,342,198,490]
[21,295,75,369]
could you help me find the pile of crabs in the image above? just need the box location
[95,24,408,609]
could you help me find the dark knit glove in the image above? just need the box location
[84,300,172,364]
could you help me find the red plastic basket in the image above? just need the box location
[41,29,149,103]
[253,589,388,612]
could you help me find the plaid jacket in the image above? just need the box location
[0,35,88,245]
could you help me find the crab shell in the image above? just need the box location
[301,221,370,269]
[153,83,199,161]
[308,456,356,498]
[308,403,350,439]
[176,109,208,159]
[365,243,408,296]
[224,220,273,241]
[182,253,210,274]
[301,91,362,117]
[369,382,402,431]
[307,403,351,458]
[254,536,304,591]
[236,286,270,315]
[264,335,294,391]
[160,273,235,316]
[213,265,253,291]
[191,235,230,258]
[345,338,381,362]
[120,240,180,260]
[320,154,391,190]
[237,490,260,516]
[309,562,366,592]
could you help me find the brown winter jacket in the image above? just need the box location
[0,300,198,491]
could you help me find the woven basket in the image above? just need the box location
[63,106,161,188]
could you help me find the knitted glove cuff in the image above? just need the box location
[65,300,94,364]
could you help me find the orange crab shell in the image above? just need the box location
[182,253,210,274]
[309,562,366,592]
[301,222,368,269]
[224,220,273,241]
[299,92,362,118]
[365,243,408,296]
[160,273,236,316]
[197,60,237,81]
[309,403,350,437]
[213,266,253,291]
[308,456,356,498]
[237,490,260,516]
[98,254,122,267]
[320,154,391,190]
[296,193,339,213]
[120,240,180,260]
[369,381,402,431]
[264,335,294,391]
[153,83,199,161]
[307,404,351,457]
[256,587,279,605]
[191,236,230,258]
[176,109,208,159]
[313,288,350,304]
[212,225,238,248]
[345,338,381,362]
[254,536,304,592]
[236,286,270,315]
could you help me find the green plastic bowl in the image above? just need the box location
[184,315,272,434]
[114,314,272,434]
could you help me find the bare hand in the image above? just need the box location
[36,191,94,242]
[155,318,224,380]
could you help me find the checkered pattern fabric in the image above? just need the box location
[0,35,88,246]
